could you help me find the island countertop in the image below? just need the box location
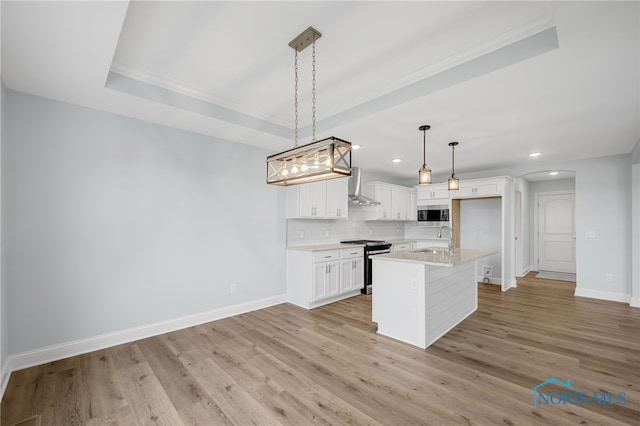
[374,248,497,267]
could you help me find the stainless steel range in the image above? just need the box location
[341,240,392,294]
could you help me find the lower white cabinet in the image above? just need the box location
[313,261,340,301]
[341,257,364,293]
[392,242,415,252]
[287,247,364,309]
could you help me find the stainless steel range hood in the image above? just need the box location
[348,167,381,206]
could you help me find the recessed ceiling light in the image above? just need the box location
[392,158,402,163]
[529,152,542,157]
[549,171,559,176]
[352,144,361,150]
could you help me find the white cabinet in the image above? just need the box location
[287,247,364,309]
[364,182,416,221]
[417,183,450,203]
[363,183,392,220]
[286,178,348,219]
[453,178,503,199]
[341,251,364,293]
[391,188,407,220]
[326,179,348,219]
[313,261,339,301]
[408,189,417,221]
[392,242,415,252]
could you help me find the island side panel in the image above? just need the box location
[425,261,477,346]
[372,259,427,348]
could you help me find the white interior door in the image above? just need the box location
[538,193,576,273]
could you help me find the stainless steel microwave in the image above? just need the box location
[417,205,449,222]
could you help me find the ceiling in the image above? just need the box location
[2,1,639,182]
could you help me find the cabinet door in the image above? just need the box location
[432,184,450,200]
[326,179,348,219]
[351,258,364,292]
[378,185,392,220]
[326,262,340,297]
[408,189,417,221]
[391,188,407,220]
[341,258,364,293]
[297,182,326,217]
[313,261,339,301]
[313,263,328,300]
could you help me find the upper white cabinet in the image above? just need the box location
[286,178,348,219]
[363,182,416,221]
[416,183,450,203]
[453,178,504,199]
[326,179,348,219]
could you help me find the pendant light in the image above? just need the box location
[418,125,431,185]
[266,27,352,186]
[448,141,460,191]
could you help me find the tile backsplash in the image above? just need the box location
[286,207,446,246]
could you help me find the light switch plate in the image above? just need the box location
[585,231,596,239]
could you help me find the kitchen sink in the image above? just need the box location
[415,247,450,255]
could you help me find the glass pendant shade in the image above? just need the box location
[448,141,459,191]
[418,166,432,185]
[418,124,431,185]
[267,136,352,186]
[448,174,460,191]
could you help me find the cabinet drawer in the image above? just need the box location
[393,243,412,252]
[313,250,340,263]
[340,247,364,260]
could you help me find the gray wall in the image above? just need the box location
[4,89,286,355]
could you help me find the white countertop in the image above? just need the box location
[374,248,497,267]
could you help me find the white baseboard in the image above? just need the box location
[630,296,640,308]
[1,361,10,400]
[574,288,631,304]
[5,294,287,376]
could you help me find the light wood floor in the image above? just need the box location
[2,273,639,425]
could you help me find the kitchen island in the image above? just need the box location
[372,248,496,349]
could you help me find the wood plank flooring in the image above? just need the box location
[2,273,639,425]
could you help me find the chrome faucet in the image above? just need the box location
[438,224,454,254]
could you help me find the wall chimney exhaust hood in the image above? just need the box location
[348,167,381,206]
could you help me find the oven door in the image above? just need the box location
[363,247,392,294]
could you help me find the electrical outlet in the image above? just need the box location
[586,230,596,239]
[324,230,330,238]
[482,266,493,277]
[369,229,373,235]
[396,228,400,235]
[606,274,613,282]
[230,283,237,294]
[299,230,305,239]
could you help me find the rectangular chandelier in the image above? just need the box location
[266,136,352,186]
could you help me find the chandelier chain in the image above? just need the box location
[294,50,299,147]
[311,41,317,142]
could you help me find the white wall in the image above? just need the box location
[460,198,502,283]
[4,89,287,359]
